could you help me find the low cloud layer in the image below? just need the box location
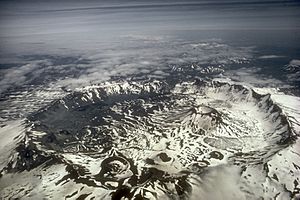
[0,38,254,94]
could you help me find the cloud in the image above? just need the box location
[50,39,253,90]
[0,62,44,94]
[287,59,300,67]
[284,59,300,82]
[258,55,285,59]
[0,55,91,95]
[223,67,287,88]
[189,165,245,200]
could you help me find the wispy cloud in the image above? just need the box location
[258,55,285,59]
[224,67,287,88]
[285,59,300,83]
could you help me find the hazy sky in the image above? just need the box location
[0,0,299,56]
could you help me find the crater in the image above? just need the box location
[2,79,296,199]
